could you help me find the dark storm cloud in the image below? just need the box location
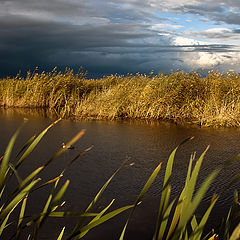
[0,14,154,75]
[191,3,240,26]
[0,0,88,17]
[1,0,240,77]
[0,0,171,76]
[215,12,240,25]
[233,29,240,33]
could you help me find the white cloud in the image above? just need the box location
[204,28,231,33]
[185,19,193,22]
[173,36,202,46]
[172,36,240,70]
[186,52,232,68]
[150,23,183,32]
[199,18,210,22]
[147,0,201,10]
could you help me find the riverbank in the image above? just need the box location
[0,69,240,127]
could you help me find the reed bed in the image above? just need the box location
[0,69,240,127]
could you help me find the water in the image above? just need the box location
[0,108,240,239]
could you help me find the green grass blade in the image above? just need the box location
[85,173,115,213]
[183,146,210,210]
[0,185,5,202]
[69,160,128,238]
[186,152,195,185]
[119,162,162,240]
[32,175,63,193]
[197,195,218,240]
[191,215,198,232]
[15,135,36,159]
[84,159,128,213]
[159,148,176,205]
[39,175,61,221]
[19,166,44,189]
[190,169,219,217]
[154,151,175,240]
[177,169,220,236]
[18,211,96,237]
[48,212,98,217]
[172,146,210,238]
[157,198,176,240]
[191,195,218,240]
[51,180,70,207]
[166,147,195,240]
[162,147,177,193]
[16,194,28,240]
[0,127,21,189]
[77,199,115,239]
[33,176,62,239]
[39,193,52,223]
[9,163,22,185]
[166,187,185,240]
[0,178,40,220]
[155,185,171,239]
[16,119,61,169]
[66,146,93,169]
[0,201,20,236]
[162,137,193,209]
[76,204,135,238]
[0,216,11,237]
[224,206,232,240]
[154,137,193,240]
[57,227,65,240]
[6,166,49,233]
[44,129,85,168]
[94,161,128,202]
[230,222,240,240]
[18,194,28,227]
[0,187,6,213]
[136,163,162,201]
[184,229,188,240]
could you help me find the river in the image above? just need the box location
[0,108,240,239]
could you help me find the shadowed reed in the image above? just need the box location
[0,68,240,127]
[0,120,240,239]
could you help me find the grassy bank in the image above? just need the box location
[0,68,240,127]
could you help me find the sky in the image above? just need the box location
[1,0,240,77]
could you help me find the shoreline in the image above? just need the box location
[0,69,240,128]
[0,106,238,129]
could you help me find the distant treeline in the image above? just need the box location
[0,68,240,127]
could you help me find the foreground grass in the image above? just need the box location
[0,120,240,239]
[0,68,240,127]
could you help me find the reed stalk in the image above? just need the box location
[1,69,240,127]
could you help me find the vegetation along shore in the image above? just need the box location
[0,68,240,127]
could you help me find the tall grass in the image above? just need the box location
[0,120,136,240]
[0,69,240,127]
[0,120,240,239]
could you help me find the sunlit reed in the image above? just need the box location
[0,68,240,127]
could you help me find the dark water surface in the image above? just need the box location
[0,109,240,239]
